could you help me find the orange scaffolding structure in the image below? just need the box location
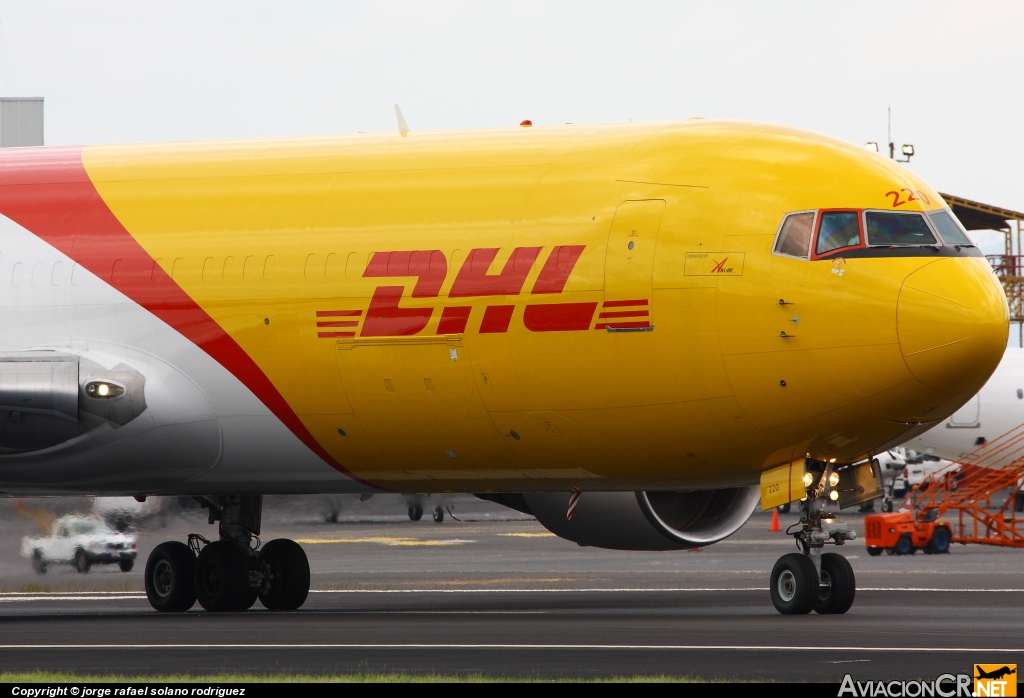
[940,193,1024,345]
[903,423,1024,547]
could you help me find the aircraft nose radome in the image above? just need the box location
[897,258,1008,394]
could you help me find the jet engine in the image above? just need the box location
[485,487,760,551]
[0,352,147,454]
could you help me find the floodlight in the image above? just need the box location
[902,144,914,157]
[865,142,879,152]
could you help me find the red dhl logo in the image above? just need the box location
[316,246,650,338]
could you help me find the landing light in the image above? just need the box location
[829,490,839,501]
[85,381,125,400]
[829,472,840,487]
[803,472,814,487]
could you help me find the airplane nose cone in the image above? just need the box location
[897,258,1008,394]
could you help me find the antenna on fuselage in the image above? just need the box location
[395,104,409,137]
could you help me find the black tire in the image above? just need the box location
[408,506,423,521]
[814,552,856,614]
[867,547,882,557]
[881,498,893,513]
[433,506,444,523]
[31,549,46,575]
[258,539,310,611]
[776,503,791,514]
[74,549,91,574]
[194,541,251,612]
[145,541,197,612]
[118,558,134,572]
[769,552,817,615]
[926,525,951,554]
[894,534,914,556]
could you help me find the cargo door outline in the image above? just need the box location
[334,339,518,478]
[600,200,664,331]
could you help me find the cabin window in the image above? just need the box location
[865,211,936,246]
[773,212,815,259]
[815,211,861,256]
[928,210,973,246]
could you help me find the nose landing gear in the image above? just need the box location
[143,495,310,613]
[770,461,859,615]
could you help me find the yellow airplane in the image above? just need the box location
[0,119,1006,615]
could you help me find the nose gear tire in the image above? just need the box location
[813,552,856,615]
[194,541,251,612]
[258,538,310,611]
[770,552,817,614]
[145,541,197,612]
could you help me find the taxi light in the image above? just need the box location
[803,472,814,487]
[85,381,125,400]
[829,472,840,487]
[865,142,879,152]
[829,490,839,501]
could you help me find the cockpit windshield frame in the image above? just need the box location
[862,209,939,248]
[810,209,863,261]
[771,206,982,262]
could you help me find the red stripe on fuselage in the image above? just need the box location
[0,147,363,483]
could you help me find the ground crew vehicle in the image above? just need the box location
[864,511,951,555]
[21,514,138,573]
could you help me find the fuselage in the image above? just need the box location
[907,348,1024,463]
[0,120,1007,495]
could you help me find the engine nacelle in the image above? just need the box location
[520,487,760,551]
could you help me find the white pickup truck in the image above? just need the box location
[21,514,138,574]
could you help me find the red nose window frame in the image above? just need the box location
[810,209,865,261]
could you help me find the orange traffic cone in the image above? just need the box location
[769,508,781,532]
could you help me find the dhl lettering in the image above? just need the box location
[437,306,471,334]
[523,303,598,332]
[363,250,447,297]
[531,245,585,294]
[316,309,362,317]
[449,247,542,297]
[316,308,362,338]
[595,299,651,330]
[361,286,433,337]
[480,305,515,333]
[316,245,597,338]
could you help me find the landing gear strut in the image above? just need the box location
[143,495,310,613]
[770,460,858,615]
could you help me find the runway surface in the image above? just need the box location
[1,497,1022,680]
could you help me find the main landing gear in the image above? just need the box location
[770,461,858,615]
[144,495,310,613]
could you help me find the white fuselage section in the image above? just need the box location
[906,349,1024,464]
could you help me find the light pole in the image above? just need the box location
[865,107,914,163]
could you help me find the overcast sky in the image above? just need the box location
[0,1,1020,251]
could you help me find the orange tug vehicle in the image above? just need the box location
[864,511,951,556]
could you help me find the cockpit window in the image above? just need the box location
[774,211,814,259]
[865,211,937,246]
[928,210,973,246]
[815,211,861,256]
